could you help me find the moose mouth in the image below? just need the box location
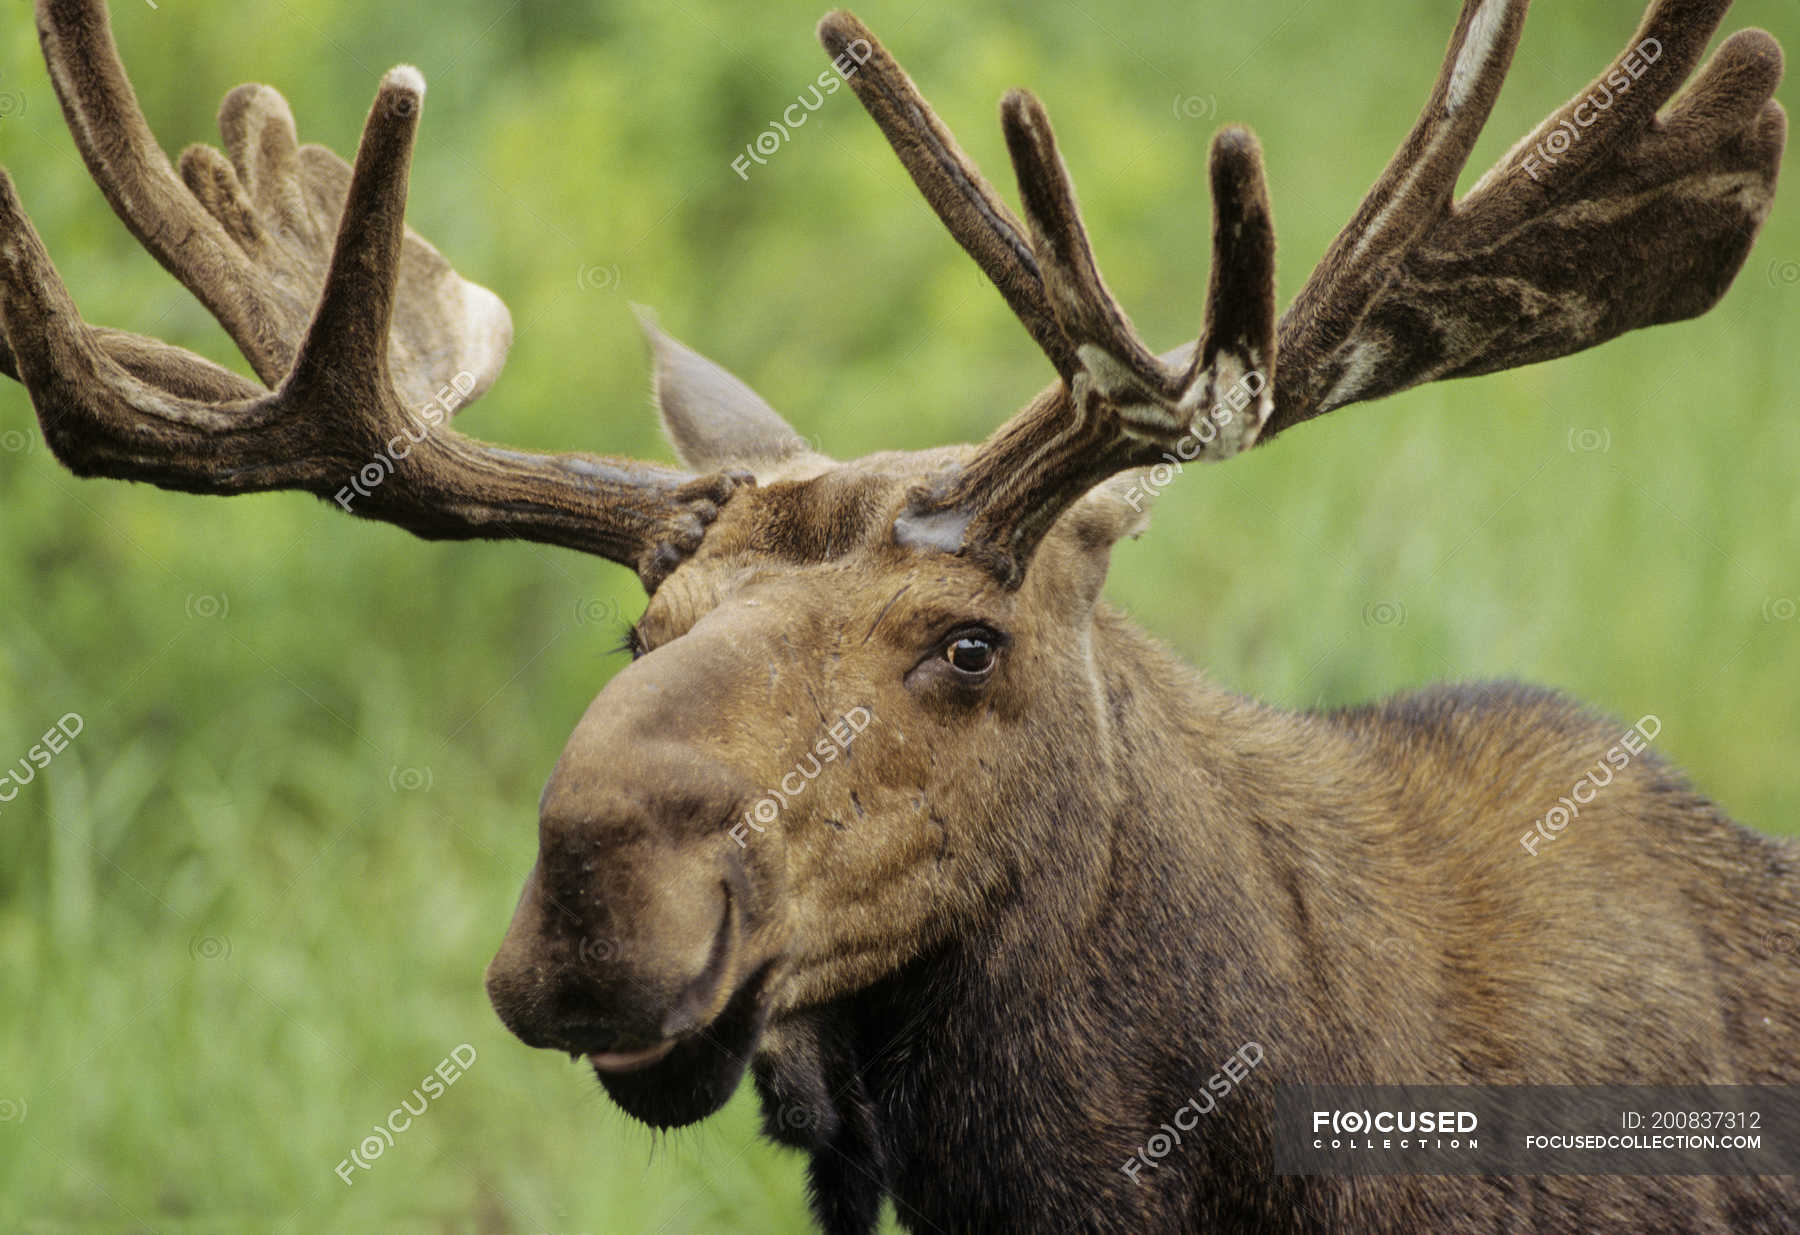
[587,961,773,1128]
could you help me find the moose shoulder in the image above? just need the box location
[1,0,1790,1231]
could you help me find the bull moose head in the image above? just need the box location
[2,0,1788,1230]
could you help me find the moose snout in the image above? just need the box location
[484,753,755,1061]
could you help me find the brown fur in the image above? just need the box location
[485,462,1800,1232]
[0,1,1792,1231]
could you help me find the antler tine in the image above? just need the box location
[0,65,746,588]
[283,69,416,405]
[1476,0,1755,206]
[1266,0,1785,434]
[0,326,264,401]
[1195,129,1279,413]
[1000,91,1184,415]
[38,0,302,387]
[817,11,1074,375]
[1272,0,1527,423]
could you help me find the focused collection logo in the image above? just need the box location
[1311,1107,1480,1151]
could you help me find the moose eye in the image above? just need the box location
[945,632,1000,678]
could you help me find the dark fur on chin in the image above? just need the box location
[599,968,771,1129]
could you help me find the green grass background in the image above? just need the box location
[0,0,1794,1230]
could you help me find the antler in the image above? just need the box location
[1268,0,1786,431]
[0,0,746,589]
[824,13,1276,581]
[826,0,1784,584]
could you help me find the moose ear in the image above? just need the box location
[1063,472,1153,551]
[1023,473,1155,621]
[636,307,815,474]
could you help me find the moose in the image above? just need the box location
[2,0,1793,1230]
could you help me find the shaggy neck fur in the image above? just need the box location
[752,608,1800,1234]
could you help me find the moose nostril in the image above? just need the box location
[486,832,748,1056]
[659,878,737,1040]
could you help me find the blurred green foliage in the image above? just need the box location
[0,0,1793,1230]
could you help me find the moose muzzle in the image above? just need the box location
[484,611,787,1127]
